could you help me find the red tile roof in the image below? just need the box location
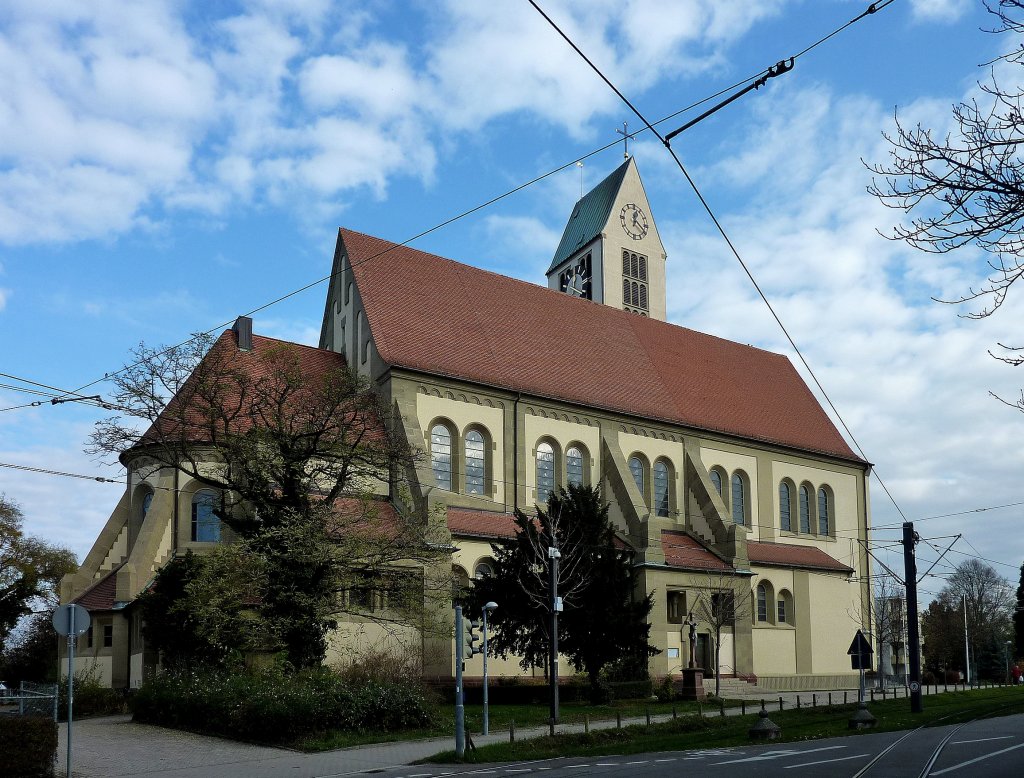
[341,229,862,462]
[135,329,384,452]
[74,566,121,612]
[747,541,853,573]
[661,530,731,571]
[447,508,519,539]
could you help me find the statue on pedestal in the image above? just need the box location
[686,611,698,669]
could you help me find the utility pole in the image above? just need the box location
[963,594,971,686]
[548,545,562,724]
[902,522,923,713]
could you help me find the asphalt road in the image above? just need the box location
[384,712,1024,778]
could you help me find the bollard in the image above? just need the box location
[844,691,848,705]
[646,707,651,727]
[510,720,515,743]
[828,692,832,706]
[813,693,817,708]
[779,696,784,712]
[672,705,677,719]
[549,720,555,738]
[797,695,801,709]
[741,700,746,716]
[870,688,875,702]
[584,715,589,735]
[697,701,703,720]
[719,699,725,717]
[616,711,622,729]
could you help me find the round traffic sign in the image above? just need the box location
[909,681,921,693]
[52,603,91,636]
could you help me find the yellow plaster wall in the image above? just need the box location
[98,525,128,573]
[752,628,798,675]
[417,392,507,505]
[62,656,112,687]
[325,621,422,669]
[807,573,864,673]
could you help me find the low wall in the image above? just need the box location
[756,674,860,691]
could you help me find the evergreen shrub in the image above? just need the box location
[0,715,58,777]
[131,668,435,744]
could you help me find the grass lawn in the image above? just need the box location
[296,696,739,751]
[422,686,1024,764]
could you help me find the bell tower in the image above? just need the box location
[546,156,667,320]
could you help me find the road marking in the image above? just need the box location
[930,742,1024,775]
[505,771,533,774]
[950,736,1014,745]
[654,758,676,762]
[784,753,870,769]
[712,746,845,765]
[624,761,649,765]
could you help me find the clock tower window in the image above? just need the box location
[622,249,649,315]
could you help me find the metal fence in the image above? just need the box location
[0,681,59,720]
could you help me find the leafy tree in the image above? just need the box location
[0,612,59,685]
[89,331,443,669]
[1015,561,1024,659]
[0,494,77,649]
[470,484,657,700]
[921,598,963,677]
[869,1,1024,383]
[692,570,752,697]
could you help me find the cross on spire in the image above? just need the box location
[615,122,630,159]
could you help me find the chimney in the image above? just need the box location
[233,316,253,351]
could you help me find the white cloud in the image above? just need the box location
[910,0,972,23]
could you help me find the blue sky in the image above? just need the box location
[1,0,1022,599]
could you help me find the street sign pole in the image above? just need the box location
[903,522,923,713]
[52,603,90,778]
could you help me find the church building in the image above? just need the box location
[62,157,872,690]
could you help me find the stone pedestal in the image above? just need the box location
[680,667,706,700]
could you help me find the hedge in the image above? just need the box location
[442,678,653,705]
[131,668,436,744]
[0,716,58,777]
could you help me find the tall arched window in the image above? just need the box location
[817,488,830,535]
[431,424,453,490]
[140,491,153,520]
[710,468,723,496]
[536,442,555,502]
[465,429,485,495]
[756,584,768,622]
[778,589,793,625]
[191,490,220,542]
[799,485,811,533]
[731,473,746,526]
[653,460,670,518]
[629,456,644,494]
[566,446,584,487]
[779,482,792,532]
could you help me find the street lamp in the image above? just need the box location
[482,601,498,735]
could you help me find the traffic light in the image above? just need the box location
[462,617,482,660]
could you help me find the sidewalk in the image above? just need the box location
[57,687,874,778]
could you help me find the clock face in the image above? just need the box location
[560,254,592,299]
[620,203,649,240]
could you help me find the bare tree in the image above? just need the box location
[868,1,1024,395]
[692,570,753,698]
[872,574,907,686]
[88,328,447,669]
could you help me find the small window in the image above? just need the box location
[779,482,792,532]
[778,590,794,625]
[731,473,746,526]
[191,490,220,542]
[103,624,113,648]
[710,468,723,496]
[431,424,453,490]
[86,625,93,648]
[465,429,485,495]
[799,485,811,533]
[475,560,494,579]
[818,488,830,535]
[654,460,670,517]
[777,597,787,625]
[667,590,686,624]
[756,584,768,622]
[566,446,585,486]
[536,441,555,503]
[629,456,644,494]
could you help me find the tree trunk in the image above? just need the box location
[713,632,721,697]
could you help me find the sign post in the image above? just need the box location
[52,603,90,778]
[847,629,877,730]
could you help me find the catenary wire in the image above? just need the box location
[527,0,908,525]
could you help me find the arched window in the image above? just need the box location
[710,468,723,496]
[778,589,794,625]
[431,424,453,490]
[799,485,811,533]
[629,456,644,494]
[779,482,792,532]
[191,490,220,542]
[566,446,585,487]
[653,460,670,518]
[818,488,831,535]
[731,473,747,525]
[536,441,555,503]
[140,491,153,520]
[756,583,769,622]
[465,429,485,495]
[474,560,494,580]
